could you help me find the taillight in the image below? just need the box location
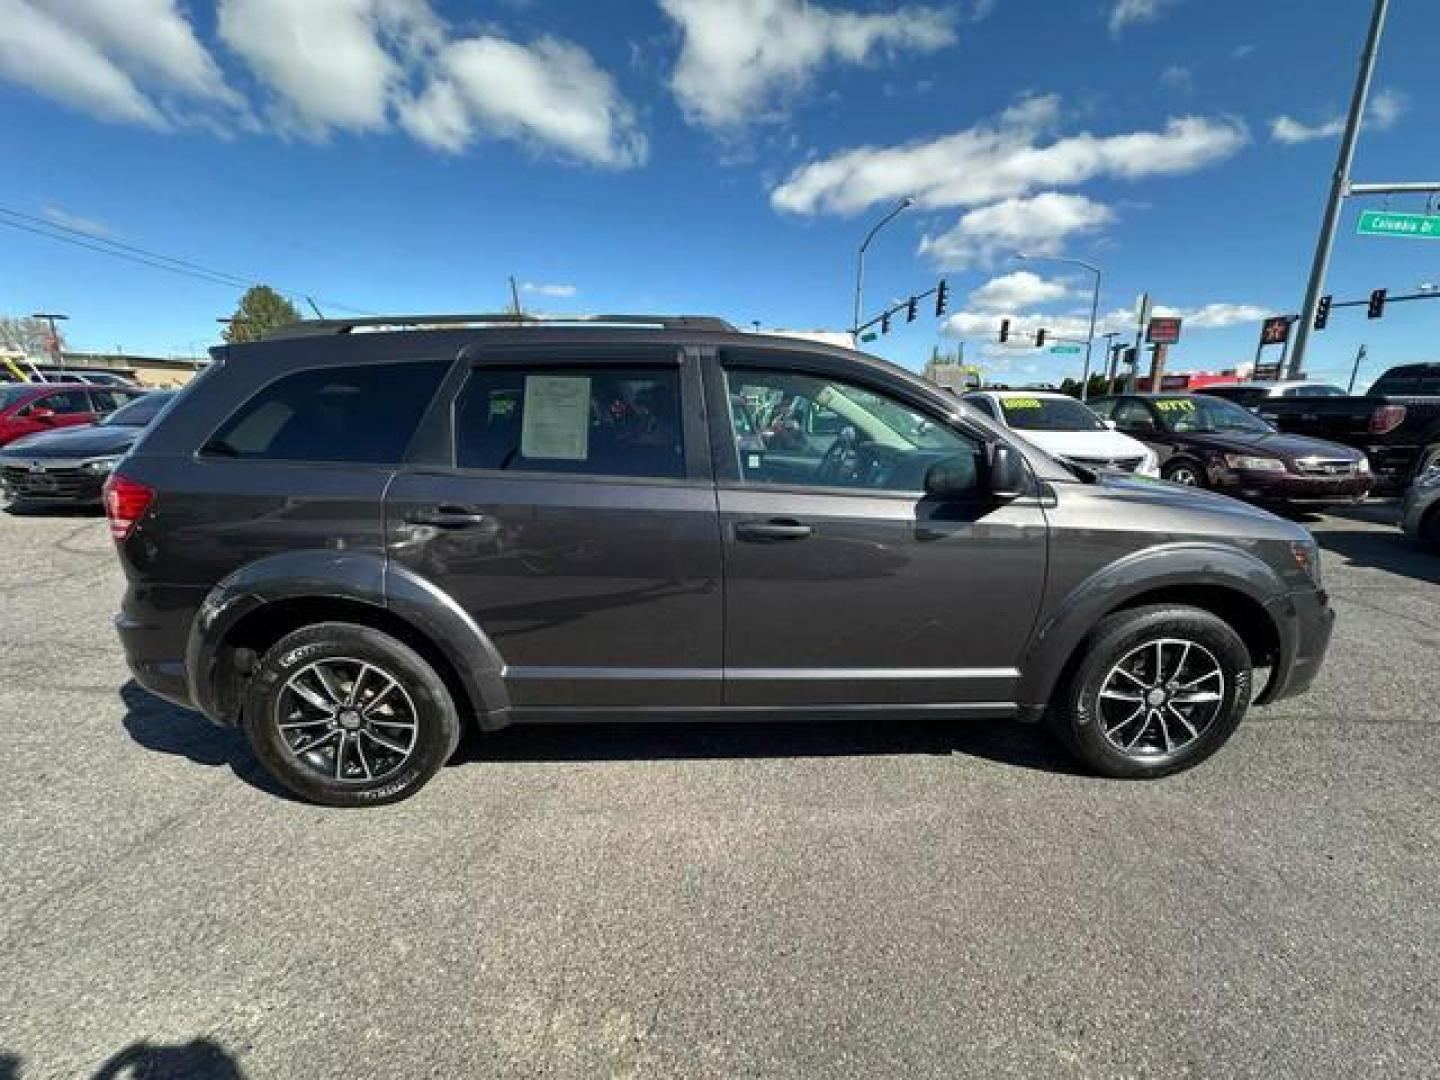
[1369,404,1407,434]
[102,473,154,541]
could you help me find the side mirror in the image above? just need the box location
[985,442,1029,499]
[924,451,981,499]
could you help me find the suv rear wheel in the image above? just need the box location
[1049,605,1252,778]
[242,622,461,806]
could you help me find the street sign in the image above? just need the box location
[1048,344,1082,354]
[1147,316,1183,345]
[1259,316,1291,346]
[1357,210,1440,240]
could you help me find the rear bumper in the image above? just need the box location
[1258,587,1334,704]
[114,583,204,715]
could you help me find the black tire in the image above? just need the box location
[242,622,461,807]
[1161,458,1207,488]
[1423,506,1440,550]
[1048,605,1252,779]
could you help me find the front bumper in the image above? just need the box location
[1212,468,1373,507]
[0,460,108,503]
[1258,586,1335,704]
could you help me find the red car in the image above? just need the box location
[0,383,144,448]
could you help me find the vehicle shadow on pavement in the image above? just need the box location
[0,1038,244,1079]
[2,502,105,518]
[118,680,296,801]
[1309,508,1440,586]
[459,717,1090,777]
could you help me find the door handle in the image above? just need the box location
[406,505,491,529]
[735,518,813,542]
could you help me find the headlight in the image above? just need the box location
[1223,454,1286,472]
[82,456,122,474]
[1357,456,1372,474]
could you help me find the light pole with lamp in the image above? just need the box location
[1014,254,1102,400]
[852,197,914,338]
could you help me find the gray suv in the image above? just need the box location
[107,314,1333,805]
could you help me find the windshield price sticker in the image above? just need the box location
[1155,399,1195,413]
[1002,397,1044,410]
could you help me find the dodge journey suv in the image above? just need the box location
[108,314,1334,806]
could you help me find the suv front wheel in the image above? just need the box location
[242,622,462,806]
[1050,605,1253,779]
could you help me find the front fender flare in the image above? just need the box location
[186,550,509,727]
[1016,542,1291,711]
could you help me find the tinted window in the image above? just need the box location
[1285,384,1345,397]
[996,395,1107,431]
[205,361,446,463]
[726,368,975,493]
[101,391,176,427]
[34,390,91,415]
[455,367,684,478]
[1113,399,1158,430]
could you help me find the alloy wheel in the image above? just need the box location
[1097,638,1225,758]
[274,657,420,783]
[1167,465,1201,486]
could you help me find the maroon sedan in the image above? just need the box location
[1089,393,1373,508]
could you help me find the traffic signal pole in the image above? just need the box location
[1289,0,1389,379]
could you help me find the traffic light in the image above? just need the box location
[906,297,918,323]
[998,318,1010,343]
[935,280,949,318]
[1367,288,1387,319]
[1035,329,1047,347]
[1314,294,1332,331]
[881,311,891,334]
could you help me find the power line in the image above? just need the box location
[0,205,374,316]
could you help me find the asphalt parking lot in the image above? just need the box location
[1,502,1437,1079]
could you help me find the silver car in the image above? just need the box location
[1401,461,1440,548]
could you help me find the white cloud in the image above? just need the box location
[1109,0,1177,36]
[968,270,1068,311]
[770,95,1248,215]
[521,282,578,297]
[661,0,956,130]
[1152,302,1267,329]
[919,193,1115,269]
[400,36,647,167]
[1270,89,1407,145]
[944,300,1266,340]
[0,0,239,127]
[1159,64,1193,93]
[218,0,438,136]
[41,204,113,238]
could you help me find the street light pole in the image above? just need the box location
[1289,0,1390,379]
[1015,254,1102,399]
[852,197,914,337]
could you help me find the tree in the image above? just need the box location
[223,285,300,343]
[0,315,64,359]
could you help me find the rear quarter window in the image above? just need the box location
[203,361,448,464]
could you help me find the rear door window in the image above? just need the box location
[204,361,447,463]
[34,390,91,415]
[454,367,685,478]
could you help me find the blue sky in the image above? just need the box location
[2,0,1437,388]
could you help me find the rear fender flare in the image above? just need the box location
[186,550,509,727]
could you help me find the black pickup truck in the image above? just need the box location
[1240,363,1440,493]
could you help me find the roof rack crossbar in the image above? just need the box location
[265,312,736,339]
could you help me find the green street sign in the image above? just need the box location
[1049,344,1082,355]
[859,332,877,342]
[1357,210,1440,239]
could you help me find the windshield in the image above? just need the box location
[998,395,1106,432]
[100,391,174,427]
[1155,395,1273,434]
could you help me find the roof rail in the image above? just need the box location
[264,312,736,339]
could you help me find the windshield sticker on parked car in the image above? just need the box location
[1156,399,1196,413]
[1002,397,1044,410]
[521,376,590,460]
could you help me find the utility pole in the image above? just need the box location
[1347,344,1368,393]
[1132,293,1151,391]
[508,276,523,317]
[1099,332,1121,392]
[1289,0,1390,378]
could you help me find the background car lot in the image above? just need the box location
[0,504,1437,1078]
